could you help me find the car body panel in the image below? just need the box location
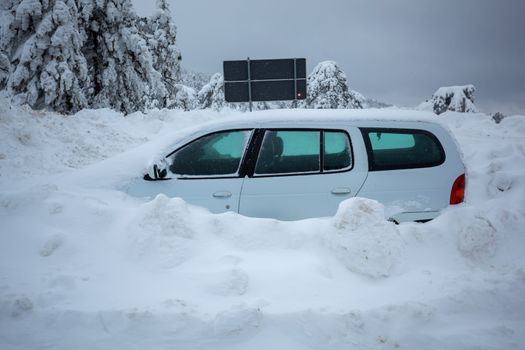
[239,125,369,220]
[128,177,245,214]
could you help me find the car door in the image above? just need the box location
[128,129,253,214]
[239,127,369,220]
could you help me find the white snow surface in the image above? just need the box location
[1,98,525,349]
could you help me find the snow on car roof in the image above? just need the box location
[186,108,443,132]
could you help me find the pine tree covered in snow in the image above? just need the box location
[140,0,181,103]
[418,84,478,115]
[0,51,9,89]
[350,89,366,108]
[83,0,168,113]
[350,89,392,109]
[1,0,90,113]
[197,72,225,111]
[302,61,362,109]
[169,83,196,111]
[0,0,183,114]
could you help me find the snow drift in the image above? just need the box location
[1,99,525,349]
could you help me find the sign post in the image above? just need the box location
[247,57,252,112]
[223,57,307,111]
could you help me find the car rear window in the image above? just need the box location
[361,128,445,171]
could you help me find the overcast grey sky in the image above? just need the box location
[132,0,525,115]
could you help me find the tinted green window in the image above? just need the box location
[170,130,250,176]
[279,131,319,156]
[368,132,415,150]
[323,131,352,171]
[210,132,247,158]
[363,129,445,170]
[255,130,320,174]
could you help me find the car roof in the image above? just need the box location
[193,108,444,132]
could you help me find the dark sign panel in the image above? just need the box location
[224,82,249,102]
[223,60,248,82]
[223,58,306,103]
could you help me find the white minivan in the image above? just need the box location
[129,110,465,223]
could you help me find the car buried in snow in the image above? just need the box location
[128,110,466,223]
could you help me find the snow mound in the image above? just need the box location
[329,198,404,278]
[213,306,263,336]
[127,195,200,268]
[332,197,387,231]
[457,215,498,262]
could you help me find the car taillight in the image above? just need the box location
[450,174,465,205]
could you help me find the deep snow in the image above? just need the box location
[1,99,525,349]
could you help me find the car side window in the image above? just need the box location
[362,128,445,171]
[253,130,353,176]
[323,131,352,171]
[255,130,321,175]
[169,130,251,176]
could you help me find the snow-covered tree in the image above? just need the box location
[0,0,183,114]
[85,0,168,113]
[141,0,181,100]
[302,61,362,109]
[0,52,9,89]
[0,1,16,89]
[350,89,366,108]
[169,83,196,111]
[350,89,392,109]
[418,84,478,115]
[492,112,505,124]
[2,0,90,113]
[197,72,225,111]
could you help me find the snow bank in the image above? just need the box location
[0,97,225,183]
[1,100,525,349]
[330,198,403,278]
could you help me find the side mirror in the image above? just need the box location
[143,159,170,181]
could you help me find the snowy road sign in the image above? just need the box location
[223,58,307,104]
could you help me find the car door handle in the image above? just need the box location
[213,191,232,198]
[331,187,351,195]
